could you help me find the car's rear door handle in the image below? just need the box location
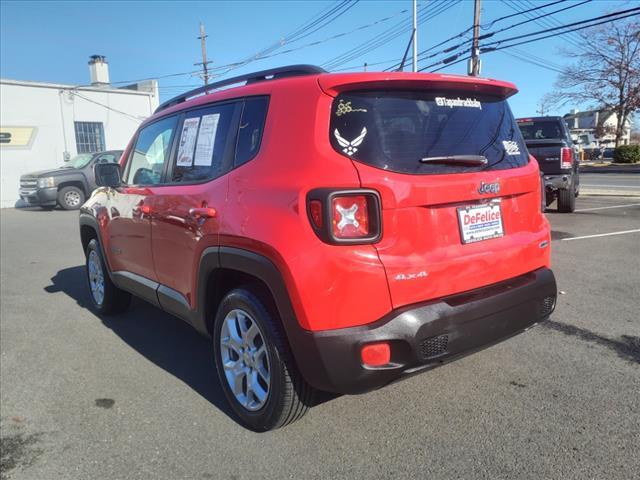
[188,207,217,219]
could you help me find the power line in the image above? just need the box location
[418,6,640,71]
[322,2,431,70]
[99,2,360,88]
[422,7,639,72]
[323,1,457,70]
[517,0,585,46]
[215,1,360,78]
[479,0,591,42]
[482,7,640,49]
[212,7,408,67]
[326,0,461,71]
[481,0,568,30]
[499,50,564,73]
[67,91,146,122]
[394,0,572,72]
[414,0,592,66]
[283,0,359,44]
[482,9,640,52]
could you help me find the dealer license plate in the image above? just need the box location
[457,203,504,244]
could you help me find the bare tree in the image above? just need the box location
[536,93,555,116]
[553,20,639,147]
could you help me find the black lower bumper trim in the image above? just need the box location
[19,187,57,207]
[294,268,557,394]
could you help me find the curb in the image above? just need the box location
[580,167,640,174]
[580,190,640,197]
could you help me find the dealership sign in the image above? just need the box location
[0,127,37,147]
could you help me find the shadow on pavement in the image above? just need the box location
[44,265,237,422]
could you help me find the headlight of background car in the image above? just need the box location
[37,177,55,188]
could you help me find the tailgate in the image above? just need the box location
[525,140,567,175]
[356,161,549,308]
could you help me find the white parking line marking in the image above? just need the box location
[562,229,640,241]
[581,184,639,188]
[576,203,640,212]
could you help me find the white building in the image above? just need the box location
[0,56,159,208]
[563,108,631,148]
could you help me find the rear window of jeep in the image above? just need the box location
[329,90,529,175]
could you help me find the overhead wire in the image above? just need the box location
[321,2,432,70]
[215,0,360,77]
[67,91,146,121]
[412,0,593,69]
[518,0,586,45]
[421,7,639,72]
[325,0,461,72]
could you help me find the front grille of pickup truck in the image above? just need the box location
[20,178,37,188]
[419,334,449,359]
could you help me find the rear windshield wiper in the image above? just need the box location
[420,155,488,166]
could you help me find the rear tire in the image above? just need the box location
[85,239,131,314]
[557,185,576,213]
[213,288,314,431]
[58,186,85,210]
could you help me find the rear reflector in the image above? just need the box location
[561,147,573,169]
[309,200,323,228]
[361,342,391,367]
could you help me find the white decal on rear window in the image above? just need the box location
[435,97,482,110]
[502,140,521,155]
[335,99,368,117]
[334,127,367,156]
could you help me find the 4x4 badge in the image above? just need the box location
[478,181,500,194]
[334,128,367,156]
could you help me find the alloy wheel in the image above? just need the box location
[219,309,271,411]
[87,250,105,305]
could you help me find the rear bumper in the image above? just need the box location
[544,174,571,191]
[295,268,557,394]
[19,187,57,206]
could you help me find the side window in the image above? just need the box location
[95,153,117,164]
[124,116,178,185]
[235,96,269,166]
[171,102,238,183]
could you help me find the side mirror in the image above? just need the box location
[95,162,121,187]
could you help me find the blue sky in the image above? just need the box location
[0,0,635,120]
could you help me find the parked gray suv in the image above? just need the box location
[19,150,122,210]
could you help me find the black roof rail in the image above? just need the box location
[155,64,326,113]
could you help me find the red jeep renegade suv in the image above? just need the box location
[80,65,557,431]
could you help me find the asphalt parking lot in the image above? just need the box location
[1,195,639,480]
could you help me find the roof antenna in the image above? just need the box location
[397,29,416,72]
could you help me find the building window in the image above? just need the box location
[74,122,105,153]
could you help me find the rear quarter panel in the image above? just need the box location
[221,78,392,331]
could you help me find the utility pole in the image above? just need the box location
[412,0,418,72]
[195,22,212,86]
[469,0,481,76]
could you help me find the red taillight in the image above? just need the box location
[309,200,323,228]
[307,189,381,244]
[561,147,573,169]
[332,195,369,239]
[361,342,391,367]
